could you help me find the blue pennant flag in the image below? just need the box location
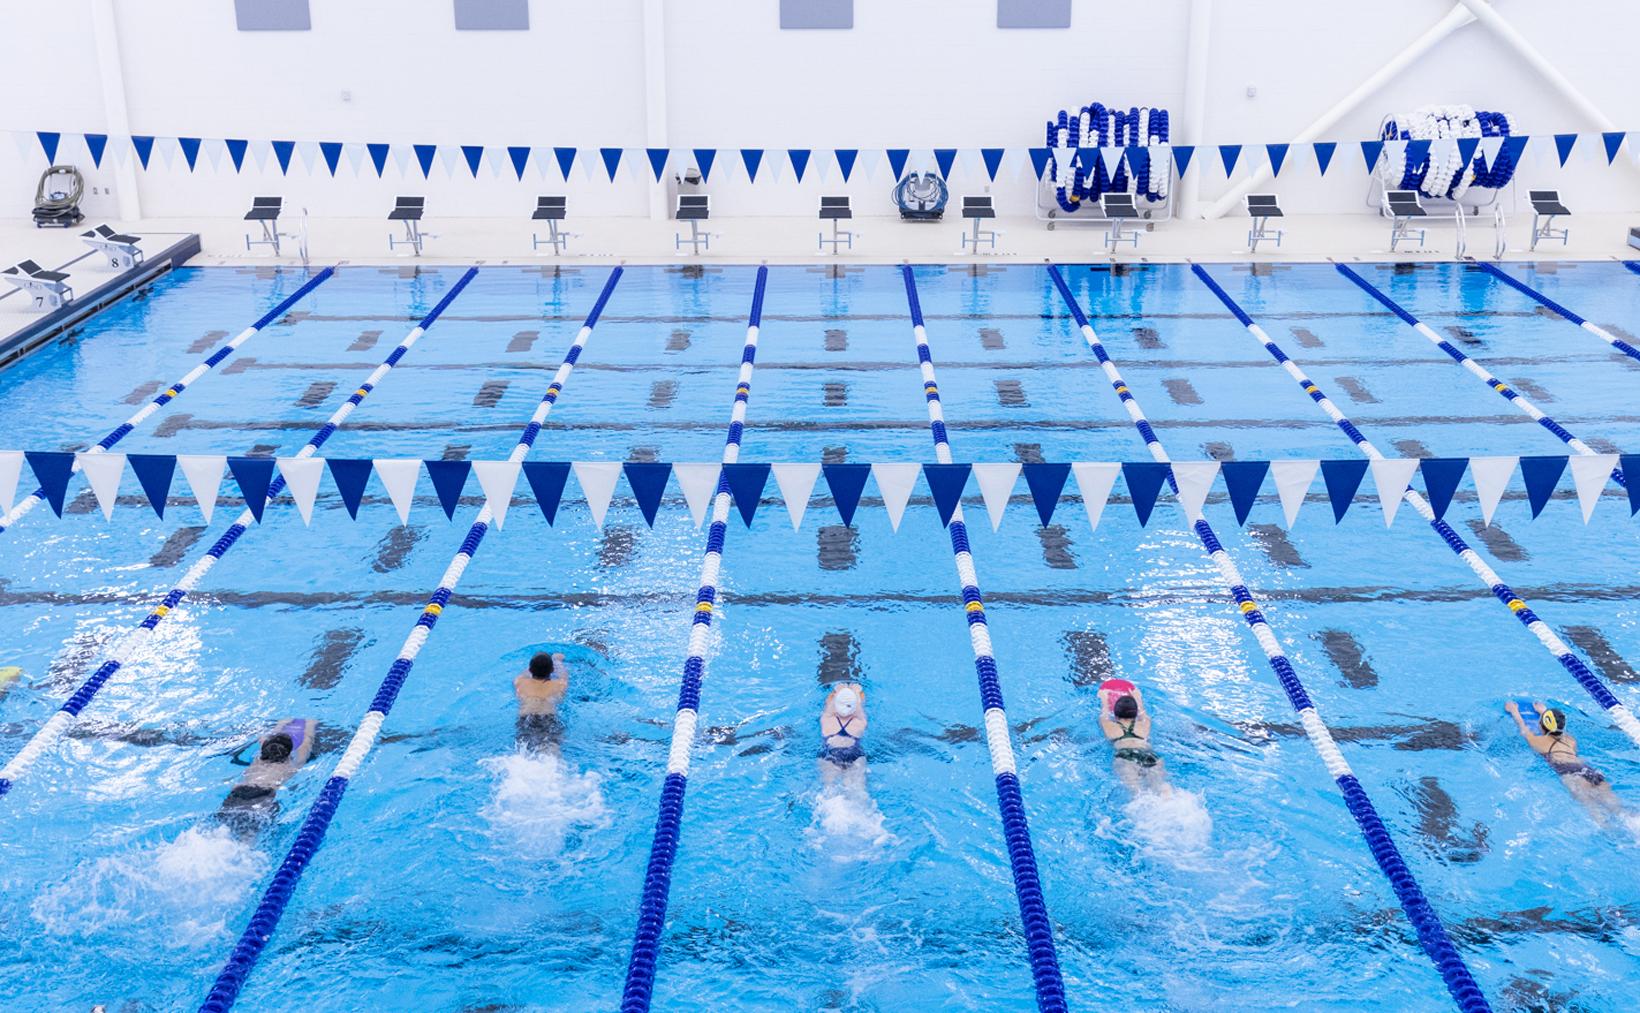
[722,463,770,527]
[523,461,571,524]
[272,140,295,175]
[694,148,717,182]
[1173,144,1194,178]
[132,135,155,169]
[37,131,60,164]
[835,148,858,182]
[1603,131,1626,164]
[25,451,75,517]
[84,133,108,168]
[367,143,391,176]
[1266,142,1289,177]
[1500,135,1529,165]
[1405,139,1431,168]
[461,145,484,178]
[320,141,343,176]
[225,139,249,173]
[823,463,870,526]
[1123,462,1170,527]
[1076,146,1098,171]
[623,462,672,528]
[1520,455,1567,518]
[600,147,624,181]
[128,454,177,518]
[788,148,812,182]
[424,460,472,520]
[1320,458,1368,522]
[1360,139,1384,171]
[1219,460,1269,526]
[933,148,957,179]
[1218,144,1241,176]
[1023,463,1071,526]
[646,148,669,182]
[886,148,910,180]
[413,144,437,178]
[179,137,202,172]
[228,457,276,523]
[740,148,764,182]
[1623,455,1640,515]
[1126,145,1150,179]
[1029,146,1054,181]
[1554,133,1578,166]
[507,145,530,180]
[553,146,577,179]
[326,459,373,520]
[1419,458,1468,520]
[923,463,972,527]
[1456,136,1480,167]
[980,147,1005,181]
[1312,141,1336,176]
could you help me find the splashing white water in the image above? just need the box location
[1121,787,1214,861]
[480,751,610,854]
[31,826,270,949]
[807,784,895,861]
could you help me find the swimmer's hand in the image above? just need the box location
[1505,700,1520,716]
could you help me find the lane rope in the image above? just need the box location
[1195,264,1640,751]
[1474,262,1640,365]
[620,267,767,1013]
[1053,264,1490,1013]
[0,268,478,803]
[903,266,1068,1013]
[198,267,622,1012]
[0,266,337,535]
[1336,264,1626,490]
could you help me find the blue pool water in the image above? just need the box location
[1,261,1639,1010]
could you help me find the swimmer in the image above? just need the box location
[1506,700,1622,818]
[818,683,867,788]
[514,651,568,756]
[1098,683,1172,795]
[214,717,318,841]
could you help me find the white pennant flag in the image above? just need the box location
[573,462,622,528]
[1100,146,1125,174]
[202,138,226,173]
[1171,461,1219,522]
[344,143,369,177]
[1382,139,1408,173]
[1478,135,1505,166]
[75,452,126,520]
[1071,462,1120,531]
[177,455,226,524]
[772,463,821,530]
[1270,460,1319,529]
[973,462,1022,531]
[295,141,322,175]
[277,457,325,525]
[1469,455,1516,526]
[246,139,271,174]
[1569,454,1617,522]
[1368,458,1421,526]
[872,463,921,532]
[1429,137,1459,165]
[473,460,522,529]
[0,451,22,514]
[673,463,721,528]
[438,145,464,178]
[373,459,421,524]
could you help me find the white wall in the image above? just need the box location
[2,0,1639,222]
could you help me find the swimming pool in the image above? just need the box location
[1,260,1638,1011]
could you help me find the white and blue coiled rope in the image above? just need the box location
[1195,265,1640,753]
[199,266,623,1012]
[901,266,1067,1013]
[0,266,337,536]
[1050,264,1489,1013]
[621,266,766,1013]
[0,267,476,803]
[1472,262,1640,368]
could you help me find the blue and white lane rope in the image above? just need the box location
[1335,264,1626,489]
[1194,265,1640,752]
[0,266,337,536]
[620,267,766,1013]
[198,266,622,1012]
[1475,262,1640,365]
[1050,265,1489,1013]
[902,266,1068,1013]
[0,268,477,803]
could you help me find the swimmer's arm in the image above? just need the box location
[1097,714,1121,740]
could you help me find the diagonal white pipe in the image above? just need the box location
[1456,0,1621,132]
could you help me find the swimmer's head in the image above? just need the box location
[1113,695,1139,720]
[260,733,294,763]
[1540,708,1567,736]
[529,653,556,680]
[833,685,861,717]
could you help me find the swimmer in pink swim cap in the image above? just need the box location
[1097,680,1172,795]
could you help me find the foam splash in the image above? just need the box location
[807,784,895,861]
[479,751,610,854]
[1122,787,1214,860]
[31,826,270,949]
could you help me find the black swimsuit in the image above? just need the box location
[821,714,864,766]
[1111,719,1159,769]
[1546,737,1605,786]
